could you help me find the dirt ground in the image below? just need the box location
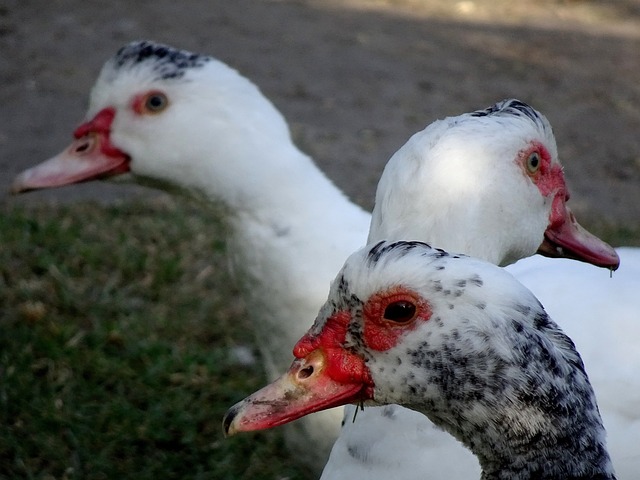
[1,0,640,227]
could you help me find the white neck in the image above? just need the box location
[206,143,370,378]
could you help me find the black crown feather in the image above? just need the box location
[112,40,210,80]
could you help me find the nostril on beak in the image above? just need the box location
[76,141,90,153]
[297,365,314,380]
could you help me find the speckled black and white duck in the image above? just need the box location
[224,240,618,480]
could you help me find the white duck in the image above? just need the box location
[12,40,370,471]
[12,42,629,476]
[224,240,618,480]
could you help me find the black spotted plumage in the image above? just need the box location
[470,98,552,135]
[367,240,434,265]
[471,99,539,122]
[112,40,211,80]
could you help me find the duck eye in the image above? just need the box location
[527,151,541,174]
[144,92,168,113]
[383,300,417,324]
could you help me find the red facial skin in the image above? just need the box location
[361,289,427,351]
[294,311,372,386]
[223,288,432,436]
[520,142,619,270]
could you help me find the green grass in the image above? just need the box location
[1,198,638,480]
[0,199,314,480]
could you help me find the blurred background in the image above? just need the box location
[3,0,640,220]
[1,1,639,479]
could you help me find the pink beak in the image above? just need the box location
[223,349,372,436]
[11,108,130,194]
[538,194,619,270]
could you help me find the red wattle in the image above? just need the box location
[72,108,129,164]
[293,311,372,387]
[74,108,116,138]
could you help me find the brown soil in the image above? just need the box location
[2,0,640,227]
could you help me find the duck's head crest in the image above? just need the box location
[111,40,211,80]
[470,98,551,133]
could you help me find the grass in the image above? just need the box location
[1,198,638,480]
[0,198,314,480]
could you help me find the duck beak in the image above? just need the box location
[11,108,130,194]
[223,350,368,436]
[11,135,130,193]
[538,196,620,270]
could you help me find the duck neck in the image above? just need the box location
[476,440,616,480]
[461,370,616,480]
[219,146,369,378]
[407,317,617,480]
[231,147,365,230]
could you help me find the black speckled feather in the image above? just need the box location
[470,98,552,135]
[112,40,211,80]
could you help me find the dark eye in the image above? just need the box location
[144,92,169,113]
[527,151,541,174]
[383,301,417,323]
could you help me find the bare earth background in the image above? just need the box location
[1,0,640,227]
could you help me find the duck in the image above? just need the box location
[11,41,630,477]
[12,40,370,471]
[223,239,618,480]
